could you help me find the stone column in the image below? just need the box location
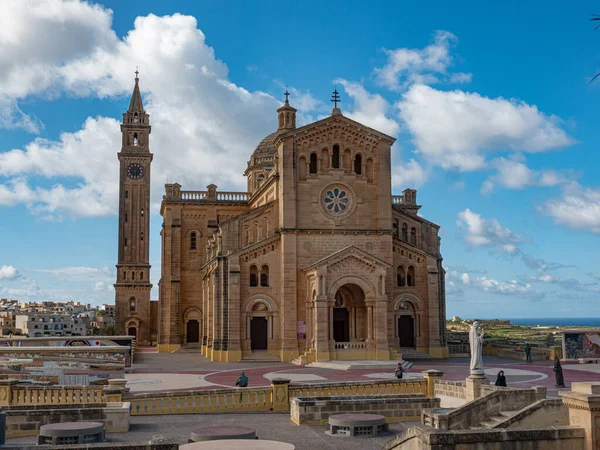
[271,378,291,412]
[314,299,330,361]
[0,380,17,406]
[466,374,489,402]
[421,370,444,398]
[560,382,600,450]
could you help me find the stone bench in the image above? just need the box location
[328,413,389,437]
[290,394,440,425]
[190,426,256,442]
[37,421,104,445]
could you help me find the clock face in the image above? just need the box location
[127,164,144,180]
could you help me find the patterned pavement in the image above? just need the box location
[126,351,600,395]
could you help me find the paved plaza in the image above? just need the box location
[128,350,600,398]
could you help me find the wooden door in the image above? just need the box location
[186,320,200,343]
[250,317,268,350]
[398,316,415,347]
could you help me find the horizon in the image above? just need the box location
[1,0,599,318]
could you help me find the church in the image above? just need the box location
[114,75,448,362]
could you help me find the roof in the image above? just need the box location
[250,130,285,159]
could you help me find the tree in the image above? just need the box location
[99,325,116,336]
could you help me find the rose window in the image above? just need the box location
[323,187,349,213]
[320,183,356,220]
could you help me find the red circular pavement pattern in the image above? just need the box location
[129,358,600,393]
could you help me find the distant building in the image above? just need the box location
[15,313,86,337]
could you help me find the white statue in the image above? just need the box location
[469,321,485,375]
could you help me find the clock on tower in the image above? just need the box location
[114,72,153,345]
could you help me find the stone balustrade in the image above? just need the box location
[333,341,366,350]
[179,191,249,202]
[391,195,403,204]
[0,376,438,417]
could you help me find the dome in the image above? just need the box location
[251,130,285,158]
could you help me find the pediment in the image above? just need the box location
[275,113,396,148]
[303,246,391,274]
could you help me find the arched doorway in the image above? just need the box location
[396,300,416,348]
[186,320,200,343]
[332,284,367,342]
[127,326,137,339]
[250,302,269,350]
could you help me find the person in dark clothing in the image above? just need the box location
[395,363,405,379]
[524,343,532,363]
[554,357,566,388]
[236,371,248,387]
[236,371,248,403]
[495,370,507,387]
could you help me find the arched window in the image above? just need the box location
[125,190,128,199]
[256,174,265,188]
[140,231,144,241]
[397,266,406,287]
[410,227,417,245]
[139,271,143,280]
[354,154,362,175]
[402,223,408,241]
[393,219,399,238]
[129,298,136,312]
[190,232,197,251]
[133,133,138,146]
[260,265,269,287]
[125,213,128,223]
[332,145,340,168]
[124,271,127,280]
[278,113,284,128]
[133,112,139,123]
[141,208,144,217]
[250,265,258,287]
[321,148,329,172]
[366,158,374,182]
[124,238,128,247]
[309,153,318,174]
[407,266,416,287]
[298,156,307,181]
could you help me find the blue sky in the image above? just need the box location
[0,0,599,318]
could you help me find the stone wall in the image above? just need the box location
[382,425,585,450]
[433,380,465,400]
[290,394,440,425]
[12,441,177,450]
[4,402,130,438]
[500,399,568,429]
[423,387,546,430]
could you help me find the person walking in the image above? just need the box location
[495,370,507,387]
[524,343,532,363]
[554,357,566,388]
[395,363,405,379]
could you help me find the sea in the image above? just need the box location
[483,318,600,327]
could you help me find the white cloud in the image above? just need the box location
[0,8,294,218]
[481,157,574,194]
[392,159,428,189]
[541,183,600,234]
[31,266,113,281]
[456,209,521,253]
[374,30,471,91]
[397,84,575,172]
[335,79,400,137]
[0,265,20,280]
[446,268,544,301]
[528,274,598,293]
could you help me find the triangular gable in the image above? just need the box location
[276,113,396,146]
[302,245,391,273]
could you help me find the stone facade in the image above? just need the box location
[115,79,448,361]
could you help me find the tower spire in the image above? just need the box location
[128,69,144,113]
[276,89,297,130]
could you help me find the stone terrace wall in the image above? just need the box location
[290,394,440,425]
[4,402,130,438]
[382,424,585,450]
[12,441,177,450]
[424,387,546,430]
[498,399,568,429]
[433,380,465,400]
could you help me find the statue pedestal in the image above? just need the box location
[466,373,489,402]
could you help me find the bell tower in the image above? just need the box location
[114,71,153,345]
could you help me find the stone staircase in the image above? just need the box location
[241,350,280,362]
[291,349,317,365]
[470,410,520,430]
[400,348,432,360]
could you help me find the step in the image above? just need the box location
[499,410,519,418]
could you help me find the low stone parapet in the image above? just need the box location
[434,380,466,400]
[382,424,585,450]
[290,394,440,425]
[4,401,130,438]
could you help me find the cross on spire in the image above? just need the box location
[135,67,139,80]
[284,89,290,103]
[331,89,341,108]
